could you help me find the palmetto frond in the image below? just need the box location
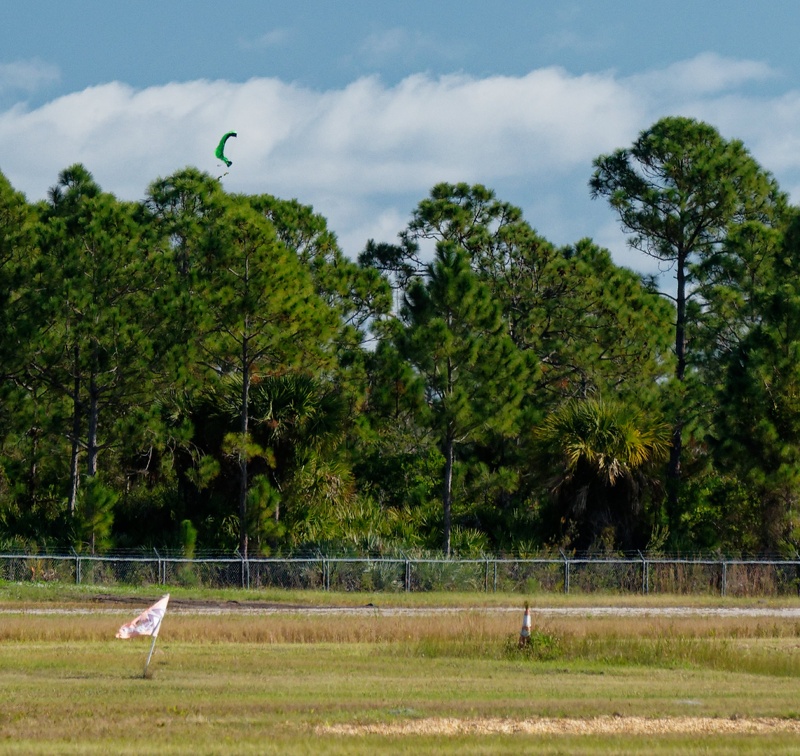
[536,398,670,486]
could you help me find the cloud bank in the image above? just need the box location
[0,53,797,272]
[0,58,59,94]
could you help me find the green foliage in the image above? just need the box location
[449,525,490,556]
[246,475,284,554]
[533,398,671,550]
[400,183,673,404]
[503,630,562,661]
[591,116,788,536]
[709,212,800,552]
[679,475,762,553]
[0,127,797,558]
[111,482,183,550]
[27,165,170,517]
[75,477,117,554]
[180,519,197,559]
[536,399,671,484]
[397,241,527,553]
[186,454,222,491]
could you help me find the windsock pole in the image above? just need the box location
[143,605,168,678]
[143,631,160,678]
[518,601,532,647]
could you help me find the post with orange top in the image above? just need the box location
[518,601,532,647]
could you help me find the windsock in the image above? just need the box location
[518,601,532,647]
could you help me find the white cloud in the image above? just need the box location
[685,90,800,176]
[628,52,776,98]
[0,54,799,267]
[239,28,291,50]
[358,27,463,67]
[360,28,420,59]
[0,58,59,93]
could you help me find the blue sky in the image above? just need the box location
[2,1,800,274]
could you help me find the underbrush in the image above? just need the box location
[502,629,562,661]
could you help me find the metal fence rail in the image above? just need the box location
[4,552,800,596]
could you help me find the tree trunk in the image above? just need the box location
[666,249,688,530]
[238,338,250,559]
[87,366,99,478]
[27,421,39,508]
[442,435,454,557]
[68,346,81,515]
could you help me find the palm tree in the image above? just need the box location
[533,399,670,551]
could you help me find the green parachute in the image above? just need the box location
[214,131,237,167]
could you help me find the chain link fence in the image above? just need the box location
[4,551,800,596]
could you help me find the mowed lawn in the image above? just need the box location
[2,590,800,754]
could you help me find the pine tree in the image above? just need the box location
[591,117,787,533]
[398,242,526,554]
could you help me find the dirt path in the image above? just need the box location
[318,715,800,736]
[5,595,800,618]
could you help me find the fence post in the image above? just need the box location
[639,551,648,595]
[235,549,248,589]
[721,560,727,597]
[405,559,411,592]
[154,548,162,585]
[71,548,81,585]
[560,550,570,595]
[246,553,251,590]
[493,559,498,593]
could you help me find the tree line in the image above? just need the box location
[1,115,798,557]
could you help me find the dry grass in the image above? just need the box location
[4,605,800,644]
[3,605,800,676]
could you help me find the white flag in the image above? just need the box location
[116,594,170,639]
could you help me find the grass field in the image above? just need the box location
[2,584,800,754]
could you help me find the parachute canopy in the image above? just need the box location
[215,131,237,167]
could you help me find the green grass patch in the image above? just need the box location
[3,579,800,609]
